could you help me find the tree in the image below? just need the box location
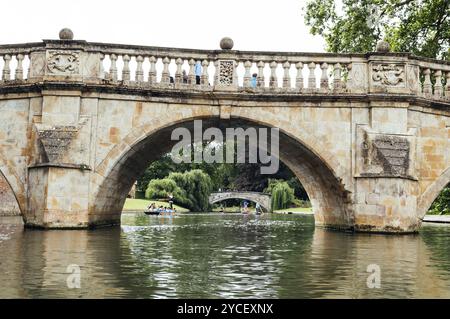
[145,178,184,202]
[265,179,295,210]
[145,169,213,212]
[168,169,213,212]
[304,0,450,59]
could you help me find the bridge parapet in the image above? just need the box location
[1,34,449,103]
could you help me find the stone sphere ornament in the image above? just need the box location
[220,37,234,50]
[376,39,391,52]
[59,28,74,40]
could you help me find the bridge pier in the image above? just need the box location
[25,165,90,228]
[352,178,421,233]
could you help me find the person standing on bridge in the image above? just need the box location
[251,73,257,88]
[255,202,261,215]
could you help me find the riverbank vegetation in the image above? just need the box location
[428,184,450,215]
[123,198,189,212]
[135,144,311,212]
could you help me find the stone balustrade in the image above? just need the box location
[0,38,449,101]
[0,43,41,81]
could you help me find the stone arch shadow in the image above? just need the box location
[89,115,354,230]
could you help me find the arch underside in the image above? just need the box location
[0,169,22,217]
[418,166,450,219]
[91,117,352,229]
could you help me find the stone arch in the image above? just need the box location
[418,167,450,219]
[0,161,24,217]
[209,192,272,212]
[89,115,353,229]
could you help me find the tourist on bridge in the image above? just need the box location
[255,202,261,215]
[251,73,257,87]
[182,70,188,83]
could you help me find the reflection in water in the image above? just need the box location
[0,214,450,298]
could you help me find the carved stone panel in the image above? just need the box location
[356,126,416,179]
[36,125,79,163]
[46,50,80,75]
[371,63,405,87]
[218,60,234,85]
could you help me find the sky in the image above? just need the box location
[0,0,326,52]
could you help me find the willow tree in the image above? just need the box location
[266,180,295,210]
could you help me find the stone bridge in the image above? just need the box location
[0,29,449,233]
[209,191,272,212]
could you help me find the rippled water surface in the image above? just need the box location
[1,213,450,298]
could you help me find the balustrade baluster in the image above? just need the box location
[333,63,342,90]
[188,59,196,85]
[257,61,265,88]
[233,61,238,87]
[15,54,24,80]
[27,54,31,79]
[320,63,329,89]
[269,61,277,89]
[282,62,290,88]
[2,55,11,81]
[295,62,304,91]
[214,60,219,86]
[122,55,131,81]
[99,54,105,79]
[244,61,252,87]
[109,54,118,81]
[433,70,443,98]
[201,60,209,85]
[161,57,170,84]
[422,68,432,95]
[136,56,144,83]
[175,58,183,84]
[148,56,157,84]
[308,62,316,90]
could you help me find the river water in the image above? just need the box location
[1,213,450,298]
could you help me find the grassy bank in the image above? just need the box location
[124,198,312,214]
[123,198,190,213]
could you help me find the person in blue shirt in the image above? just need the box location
[250,73,257,88]
[195,61,202,84]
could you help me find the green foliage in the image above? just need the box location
[145,169,213,212]
[145,178,183,201]
[429,185,450,215]
[265,179,295,210]
[304,0,450,59]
